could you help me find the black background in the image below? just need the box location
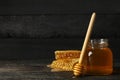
[0,0,120,14]
[0,0,120,63]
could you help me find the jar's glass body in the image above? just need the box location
[86,39,113,75]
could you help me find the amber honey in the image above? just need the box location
[86,39,113,75]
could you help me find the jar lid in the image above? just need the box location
[89,39,108,48]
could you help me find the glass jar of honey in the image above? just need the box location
[86,39,113,75]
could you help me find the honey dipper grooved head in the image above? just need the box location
[73,62,87,76]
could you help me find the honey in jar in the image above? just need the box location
[86,39,113,75]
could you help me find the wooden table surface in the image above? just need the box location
[0,59,119,80]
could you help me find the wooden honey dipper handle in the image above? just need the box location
[79,12,96,64]
[73,12,96,77]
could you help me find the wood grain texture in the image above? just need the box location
[0,60,119,80]
[0,14,119,39]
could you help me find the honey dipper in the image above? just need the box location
[73,12,96,76]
